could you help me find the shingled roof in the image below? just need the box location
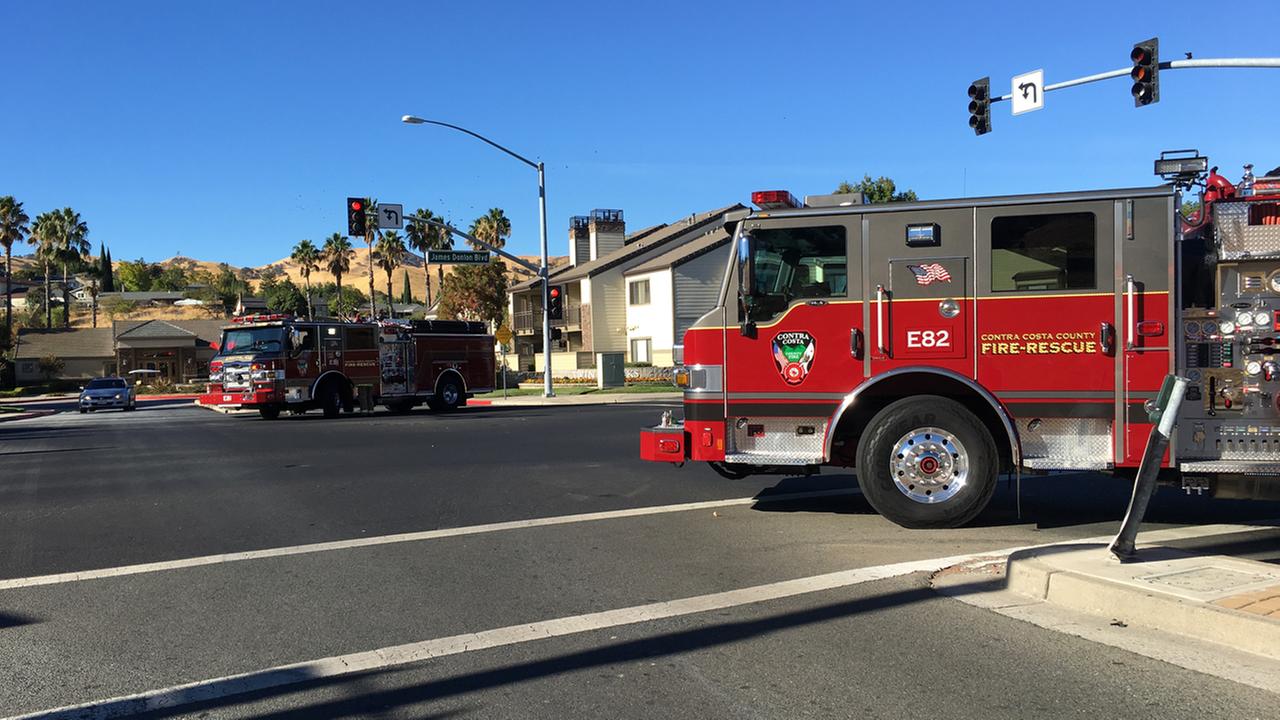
[626,226,731,276]
[14,329,115,360]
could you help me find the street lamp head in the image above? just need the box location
[401,115,426,124]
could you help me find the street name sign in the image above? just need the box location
[428,250,490,265]
[1011,69,1044,115]
[377,203,404,229]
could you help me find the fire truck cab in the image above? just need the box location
[200,315,495,419]
[641,155,1280,528]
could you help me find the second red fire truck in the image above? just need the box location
[200,316,495,419]
[642,152,1280,528]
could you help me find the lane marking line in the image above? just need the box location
[4,522,1274,719]
[15,519,1274,720]
[0,549,1008,720]
[0,488,858,591]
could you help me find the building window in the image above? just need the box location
[628,279,650,305]
[630,338,652,364]
[991,212,1096,292]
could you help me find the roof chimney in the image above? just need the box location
[568,216,590,266]
[588,209,625,261]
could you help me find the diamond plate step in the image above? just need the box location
[1180,460,1280,475]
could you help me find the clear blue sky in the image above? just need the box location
[4,0,1277,267]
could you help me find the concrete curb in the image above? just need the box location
[0,409,56,423]
[1005,543,1280,661]
[474,393,681,408]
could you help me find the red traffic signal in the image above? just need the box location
[347,197,368,236]
[547,284,565,321]
[1130,38,1159,107]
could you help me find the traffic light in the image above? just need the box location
[1131,38,1159,107]
[967,77,991,136]
[547,285,564,321]
[347,197,367,237]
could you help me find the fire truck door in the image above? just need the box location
[866,208,974,379]
[726,216,862,461]
[975,201,1117,469]
[1117,196,1175,465]
[320,326,343,369]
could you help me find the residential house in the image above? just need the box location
[622,225,733,367]
[508,205,743,371]
[13,319,227,384]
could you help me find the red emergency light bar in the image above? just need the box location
[231,314,292,324]
[752,190,801,210]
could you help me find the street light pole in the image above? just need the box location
[537,162,552,398]
[401,114,554,397]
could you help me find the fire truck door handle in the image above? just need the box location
[1099,322,1115,355]
[875,285,887,355]
[1124,274,1136,351]
[851,328,864,359]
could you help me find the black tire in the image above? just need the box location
[855,395,998,529]
[321,382,343,419]
[258,406,281,420]
[431,376,463,412]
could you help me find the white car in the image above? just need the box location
[78,377,137,413]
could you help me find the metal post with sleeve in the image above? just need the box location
[1109,374,1189,560]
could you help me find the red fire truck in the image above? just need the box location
[200,315,495,419]
[642,152,1280,528]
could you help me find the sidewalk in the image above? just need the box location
[935,524,1280,665]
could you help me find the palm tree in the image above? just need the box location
[290,239,320,319]
[322,232,353,316]
[469,207,511,251]
[405,208,436,307]
[0,196,30,338]
[29,211,59,329]
[374,230,407,318]
[56,208,88,327]
[362,198,379,318]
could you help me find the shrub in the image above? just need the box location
[37,354,65,381]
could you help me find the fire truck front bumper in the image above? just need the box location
[199,388,281,407]
[640,423,689,463]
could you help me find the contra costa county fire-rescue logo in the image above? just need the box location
[772,331,815,385]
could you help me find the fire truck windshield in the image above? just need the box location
[219,327,284,355]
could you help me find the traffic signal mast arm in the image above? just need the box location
[988,57,1280,104]
[404,213,541,274]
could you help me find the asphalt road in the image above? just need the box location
[1,402,1278,719]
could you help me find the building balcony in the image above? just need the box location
[513,305,581,333]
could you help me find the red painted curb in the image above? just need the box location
[468,400,493,406]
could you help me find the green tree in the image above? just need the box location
[290,239,320,319]
[322,232,354,301]
[102,295,136,321]
[54,208,89,327]
[153,264,188,291]
[0,196,30,339]
[361,198,379,317]
[437,260,508,328]
[833,175,917,203]
[22,285,48,328]
[103,247,114,292]
[29,211,60,329]
[401,272,413,305]
[264,279,307,316]
[469,208,511,250]
[374,230,407,317]
[1182,199,1203,221]
[405,208,452,307]
[37,353,64,381]
[117,258,157,291]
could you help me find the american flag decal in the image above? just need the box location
[907,262,952,286]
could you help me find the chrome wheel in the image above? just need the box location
[441,382,460,407]
[889,426,968,504]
